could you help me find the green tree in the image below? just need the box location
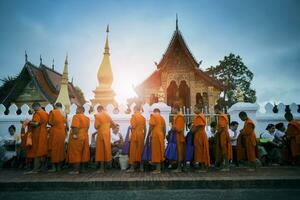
[0,75,18,105]
[206,53,256,108]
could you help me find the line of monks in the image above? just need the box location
[20,102,300,175]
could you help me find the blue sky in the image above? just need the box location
[0,0,299,107]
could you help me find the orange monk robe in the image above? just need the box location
[237,118,257,162]
[67,113,90,163]
[48,109,67,163]
[193,113,210,167]
[129,112,146,164]
[31,109,49,158]
[172,113,185,162]
[286,120,300,158]
[25,125,35,159]
[47,126,53,156]
[217,113,232,161]
[95,112,114,162]
[20,127,27,149]
[150,113,166,163]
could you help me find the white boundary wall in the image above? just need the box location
[228,102,300,136]
[0,102,171,143]
[1,101,299,140]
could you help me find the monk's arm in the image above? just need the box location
[30,120,40,127]
[110,119,117,129]
[245,124,257,146]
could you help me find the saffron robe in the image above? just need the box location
[48,109,67,163]
[94,112,113,162]
[193,113,210,166]
[286,120,300,157]
[67,113,90,163]
[237,118,257,162]
[150,113,165,163]
[129,112,146,164]
[31,109,49,158]
[215,113,232,164]
[172,113,185,162]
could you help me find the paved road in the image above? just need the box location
[1,189,300,200]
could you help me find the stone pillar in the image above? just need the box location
[208,86,214,113]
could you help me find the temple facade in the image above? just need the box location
[135,20,223,113]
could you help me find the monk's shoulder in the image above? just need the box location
[83,114,90,122]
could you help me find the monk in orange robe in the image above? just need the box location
[94,105,116,173]
[192,108,210,171]
[172,108,186,172]
[48,102,68,172]
[25,102,49,174]
[215,113,232,171]
[67,106,90,174]
[285,112,300,164]
[237,111,257,171]
[149,108,166,174]
[20,119,33,169]
[127,105,146,172]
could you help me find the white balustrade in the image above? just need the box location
[0,101,298,141]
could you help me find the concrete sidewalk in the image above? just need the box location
[0,166,300,191]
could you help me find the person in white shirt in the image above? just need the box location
[228,121,239,165]
[260,124,281,165]
[207,121,217,139]
[111,124,124,155]
[261,124,276,141]
[274,123,286,141]
[0,125,20,168]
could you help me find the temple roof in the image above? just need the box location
[2,61,84,106]
[157,29,199,69]
[136,28,223,93]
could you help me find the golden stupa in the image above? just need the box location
[91,25,117,107]
[56,55,71,113]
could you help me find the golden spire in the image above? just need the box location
[176,13,178,31]
[56,54,71,113]
[91,25,117,107]
[97,24,113,88]
[104,25,110,55]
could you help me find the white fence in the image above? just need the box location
[228,102,300,137]
[1,101,299,141]
[0,102,171,143]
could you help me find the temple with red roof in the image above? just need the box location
[1,55,84,108]
[135,17,223,113]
